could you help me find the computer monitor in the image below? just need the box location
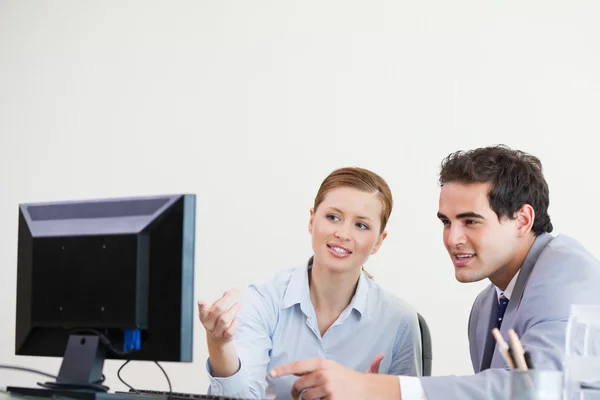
[9,194,196,397]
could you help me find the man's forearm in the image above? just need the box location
[364,373,402,400]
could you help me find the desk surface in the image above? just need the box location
[0,390,168,400]
[1,392,63,400]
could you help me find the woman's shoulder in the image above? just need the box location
[364,277,419,320]
[235,266,302,330]
[244,264,306,305]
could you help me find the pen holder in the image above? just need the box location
[510,370,563,400]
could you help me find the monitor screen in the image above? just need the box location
[11,193,196,395]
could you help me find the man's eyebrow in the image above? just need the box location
[456,212,486,219]
[436,212,486,219]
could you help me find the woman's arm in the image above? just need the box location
[389,312,423,377]
[200,286,276,399]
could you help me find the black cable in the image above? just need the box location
[70,329,135,356]
[116,360,172,399]
[8,330,170,398]
[0,364,61,380]
[117,360,141,394]
[154,361,172,400]
[2,332,141,395]
[2,331,127,394]
[0,364,108,392]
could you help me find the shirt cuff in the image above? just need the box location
[205,357,246,396]
[399,376,427,400]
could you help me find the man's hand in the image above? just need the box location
[270,358,401,400]
[269,358,367,400]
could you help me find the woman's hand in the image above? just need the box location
[197,288,240,346]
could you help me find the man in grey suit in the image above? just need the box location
[270,145,600,399]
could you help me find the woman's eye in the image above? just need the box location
[326,214,340,221]
[356,222,369,230]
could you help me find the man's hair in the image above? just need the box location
[439,145,553,235]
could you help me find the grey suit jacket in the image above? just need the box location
[420,233,600,399]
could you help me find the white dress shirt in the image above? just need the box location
[398,270,521,399]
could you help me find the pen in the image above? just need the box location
[491,328,515,369]
[508,329,529,370]
[524,351,534,369]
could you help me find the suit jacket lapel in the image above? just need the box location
[489,233,555,368]
[478,287,497,371]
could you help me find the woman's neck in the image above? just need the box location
[308,262,361,335]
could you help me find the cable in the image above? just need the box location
[0,364,108,392]
[6,332,171,399]
[117,360,141,394]
[0,365,61,380]
[116,360,172,400]
[70,329,135,356]
[2,332,136,395]
[1,331,120,394]
[154,361,172,400]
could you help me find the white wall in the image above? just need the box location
[1,0,599,394]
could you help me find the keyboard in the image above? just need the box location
[115,389,255,400]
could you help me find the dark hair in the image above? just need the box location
[439,145,552,235]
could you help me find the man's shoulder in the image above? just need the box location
[534,234,600,278]
[521,234,600,319]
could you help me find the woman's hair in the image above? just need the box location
[313,167,393,233]
[308,166,393,279]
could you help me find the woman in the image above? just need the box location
[197,167,421,399]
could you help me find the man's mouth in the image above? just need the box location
[453,253,476,266]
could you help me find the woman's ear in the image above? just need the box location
[308,208,315,234]
[370,230,388,255]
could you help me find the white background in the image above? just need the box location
[1,0,600,394]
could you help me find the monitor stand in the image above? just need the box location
[8,334,108,400]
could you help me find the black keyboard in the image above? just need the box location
[6,386,254,400]
[115,389,255,400]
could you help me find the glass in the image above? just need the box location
[510,370,563,400]
[564,305,600,400]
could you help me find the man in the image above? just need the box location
[270,145,600,399]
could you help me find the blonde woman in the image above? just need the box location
[197,167,421,399]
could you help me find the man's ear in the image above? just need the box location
[515,204,535,237]
[370,230,388,255]
[308,208,315,235]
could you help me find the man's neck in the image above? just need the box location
[489,236,535,291]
